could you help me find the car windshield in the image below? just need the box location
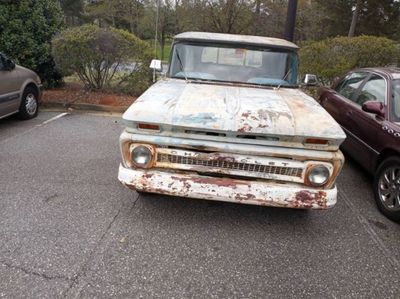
[392,79,400,121]
[168,42,298,87]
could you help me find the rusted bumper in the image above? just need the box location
[118,164,337,209]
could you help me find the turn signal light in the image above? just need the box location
[137,123,160,131]
[305,138,329,145]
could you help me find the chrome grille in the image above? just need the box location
[157,153,303,178]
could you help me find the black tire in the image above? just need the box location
[373,156,400,223]
[17,86,39,120]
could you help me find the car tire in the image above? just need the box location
[373,156,400,222]
[17,86,39,120]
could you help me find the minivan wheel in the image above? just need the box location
[18,86,38,120]
[374,156,400,222]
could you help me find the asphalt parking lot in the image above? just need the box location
[0,111,399,298]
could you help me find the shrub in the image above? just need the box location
[299,36,400,85]
[0,0,64,87]
[52,25,152,92]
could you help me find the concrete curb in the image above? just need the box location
[41,102,129,113]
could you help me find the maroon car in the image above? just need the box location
[317,68,400,222]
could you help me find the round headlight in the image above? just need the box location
[131,145,153,168]
[307,165,330,187]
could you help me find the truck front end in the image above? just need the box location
[119,128,343,209]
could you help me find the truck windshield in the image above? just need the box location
[169,42,298,87]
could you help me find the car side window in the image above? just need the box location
[393,82,400,120]
[354,74,386,106]
[335,72,368,101]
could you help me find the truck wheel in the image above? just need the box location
[374,156,400,222]
[18,86,38,120]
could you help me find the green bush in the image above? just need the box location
[52,24,152,93]
[0,0,64,87]
[299,36,400,85]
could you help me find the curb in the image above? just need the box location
[41,102,129,113]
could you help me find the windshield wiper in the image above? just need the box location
[175,49,188,82]
[277,69,291,90]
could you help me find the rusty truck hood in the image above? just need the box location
[123,79,345,146]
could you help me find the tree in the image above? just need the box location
[85,0,118,27]
[348,0,361,37]
[299,0,400,41]
[356,0,400,39]
[0,0,65,87]
[205,0,253,34]
[52,25,152,90]
[59,0,85,26]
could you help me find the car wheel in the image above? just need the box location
[374,156,400,222]
[18,86,38,120]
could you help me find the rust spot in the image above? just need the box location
[242,111,251,118]
[170,176,249,188]
[294,190,327,208]
[238,124,252,133]
[143,173,154,179]
[295,190,314,203]
[234,193,256,201]
[192,177,249,188]
[207,154,236,163]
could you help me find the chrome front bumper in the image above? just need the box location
[118,164,337,209]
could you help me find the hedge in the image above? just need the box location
[299,36,400,85]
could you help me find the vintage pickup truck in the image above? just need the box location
[118,32,346,209]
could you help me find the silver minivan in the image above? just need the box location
[0,53,42,120]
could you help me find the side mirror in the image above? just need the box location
[302,74,318,86]
[149,59,162,72]
[331,77,341,89]
[362,101,385,117]
[6,59,15,70]
[0,54,15,71]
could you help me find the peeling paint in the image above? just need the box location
[118,165,337,209]
[122,79,346,149]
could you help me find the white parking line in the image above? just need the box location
[40,112,69,125]
[0,112,69,145]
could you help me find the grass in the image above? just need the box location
[64,74,81,84]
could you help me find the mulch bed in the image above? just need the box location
[42,82,136,107]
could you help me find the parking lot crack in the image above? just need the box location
[62,195,140,298]
[0,260,71,282]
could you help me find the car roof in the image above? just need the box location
[355,67,400,80]
[173,32,299,51]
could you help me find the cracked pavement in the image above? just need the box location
[0,111,399,298]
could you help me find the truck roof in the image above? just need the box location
[173,32,299,50]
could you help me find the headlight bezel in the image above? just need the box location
[305,164,331,187]
[129,144,155,169]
